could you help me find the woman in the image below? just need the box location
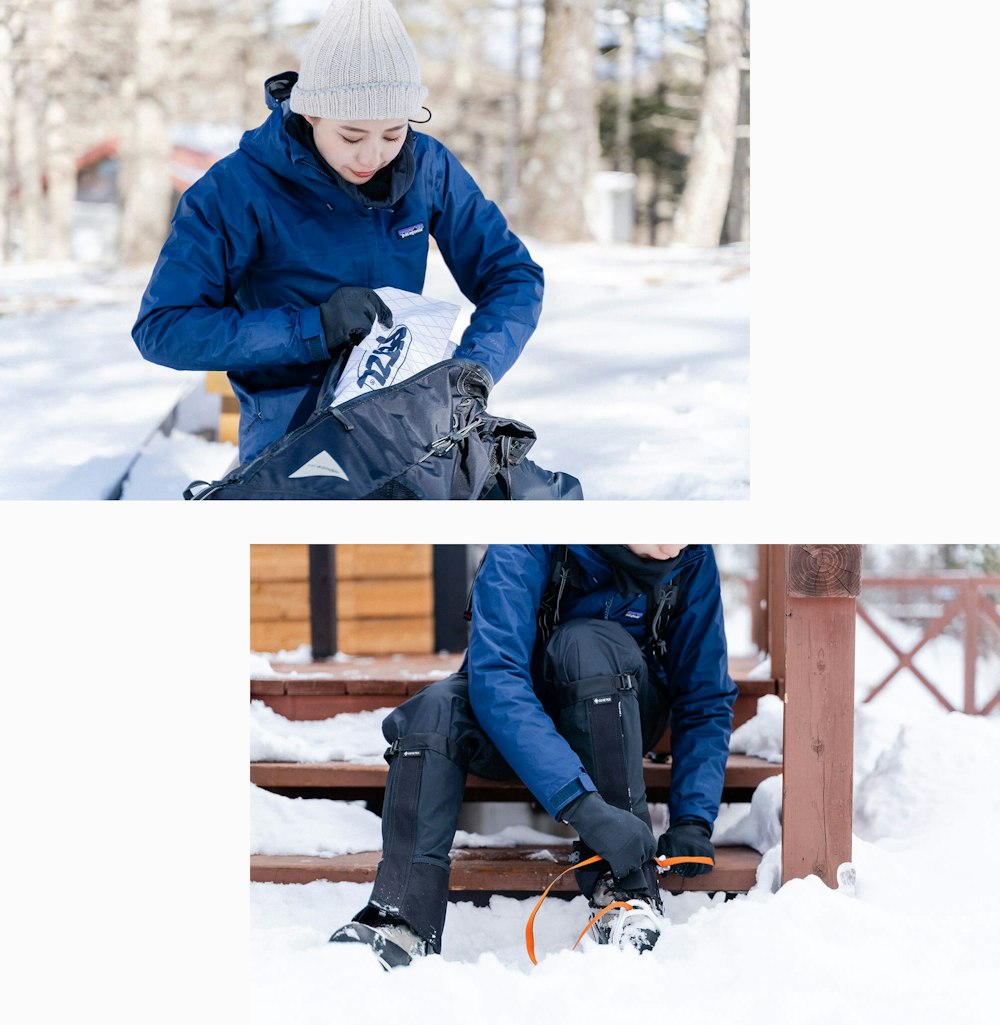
[133,0,543,463]
[331,544,736,967]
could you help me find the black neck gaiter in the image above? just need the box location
[589,545,682,599]
[286,113,416,208]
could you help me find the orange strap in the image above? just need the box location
[525,853,715,965]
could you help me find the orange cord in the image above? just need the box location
[525,853,715,965]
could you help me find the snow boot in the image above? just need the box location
[329,920,428,971]
[585,872,664,954]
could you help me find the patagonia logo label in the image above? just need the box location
[397,222,425,239]
[625,609,643,620]
[593,696,613,705]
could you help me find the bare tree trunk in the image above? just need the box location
[723,54,750,244]
[0,7,14,260]
[519,0,599,242]
[501,0,527,208]
[119,0,173,266]
[238,0,259,130]
[10,0,46,261]
[613,10,634,173]
[672,0,743,247]
[44,0,77,261]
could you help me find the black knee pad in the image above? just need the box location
[544,619,650,820]
[544,618,644,683]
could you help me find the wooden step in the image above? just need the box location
[252,653,778,729]
[250,844,762,894]
[250,753,781,804]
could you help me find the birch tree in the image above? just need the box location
[0,8,13,260]
[44,0,77,261]
[10,0,45,261]
[519,0,599,242]
[119,0,173,265]
[672,0,743,246]
[607,5,635,173]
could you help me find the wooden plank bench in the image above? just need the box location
[251,653,778,729]
[251,652,776,896]
[251,753,781,805]
[250,845,762,894]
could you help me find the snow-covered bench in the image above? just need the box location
[250,754,780,807]
[250,655,781,896]
[251,545,864,895]
[251,846,764,895]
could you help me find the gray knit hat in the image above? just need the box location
[289,0,427,121]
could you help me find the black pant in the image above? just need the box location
[352,619,671,952]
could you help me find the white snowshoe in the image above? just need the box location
[585,875,664,954]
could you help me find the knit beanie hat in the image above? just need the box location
[289,0,427,121]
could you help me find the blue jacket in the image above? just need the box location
[133,81,544,461]
[467,545,736,824]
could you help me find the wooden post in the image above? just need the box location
[782,544,862,888]
[433,546,470,653]
[309,545,338,659]
[751,544,768,655]
[767,544,787,690]
[963,579,979,715]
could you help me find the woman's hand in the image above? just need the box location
[319,287,393,356]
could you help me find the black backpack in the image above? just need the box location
[185,359,583,501]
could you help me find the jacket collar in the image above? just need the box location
[569,544,705,588]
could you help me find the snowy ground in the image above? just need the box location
[249,610,999,1025]
[0,242,747,500]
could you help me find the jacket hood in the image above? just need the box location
[241,71,415,208]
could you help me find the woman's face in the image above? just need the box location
[305,116,408,184]
[626,544,688,560]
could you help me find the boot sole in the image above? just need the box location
[329,922,414,971]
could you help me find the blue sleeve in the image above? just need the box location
[467,545,597,818]
[428,146,544,386]
[131,171,328,371]
[663,547,738,827]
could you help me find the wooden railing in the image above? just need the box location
[748,564,1000,716]
[857,575,1000,716]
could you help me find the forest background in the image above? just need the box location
[0,0,749,265]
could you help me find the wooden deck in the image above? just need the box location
[251,653,778,726]
[251,753,781,804]
[251,844,762,894]
[251,652,777,896]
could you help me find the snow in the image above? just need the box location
[729,693,784,763]
[0,263,206,499]
[248,601,999,1024]
[250,699,389,764]
[252,785,382,857]
[0,242,747,499]
[250,719,1000,1023]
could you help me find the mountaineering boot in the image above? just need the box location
[329,918,429,971]
[585,872,664,954]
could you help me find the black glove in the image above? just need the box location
[561,793,656,881]
[318,286,393,357]
[657,818,715,877]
